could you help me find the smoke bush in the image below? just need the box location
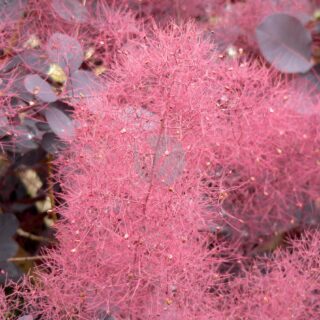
[1,21,317,319]
[1,1,320,318]
[106,23,320,243]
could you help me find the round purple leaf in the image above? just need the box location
[286,67,320,115]
[41,132,67,154]
[67,70,102,98]
[44,106,75,140]
[134,135,185,185]
[0,0,27,23]
[0,111,8,128]
[52,0,89,23]
[20,50,50,75]
[47,33,83,73]
[18,316,33,320]
[18,314,33,320]
[0,213,18,239]
[256,13,313,73]
[0,55,21,73]
[117,106,160,133]
[0,262,22,284]
[0,213,19,260]
[24,74,57,103]
[13,124,39,153]
[67,70,104,112]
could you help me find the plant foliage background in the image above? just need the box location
[0,0,320,319]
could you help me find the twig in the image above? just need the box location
[8,255,49,262]
[16,228,55,243]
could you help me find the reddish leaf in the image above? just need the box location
[0,0,27,23]
[20,50,50,75]
[41,132,67,154]
[134,134,185,185]
[47,33,83,73]
[52,0,89,23]
[0,213,19,260]
[67,70,102,98]
[18,316,33,320]
[44,106,75,140]
[24,74,57,103]
[256,13,313,73]
[118,106,160,133]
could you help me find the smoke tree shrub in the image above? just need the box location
[0,21,318,319]
[107,23,320,245]
[1,1,320,319]
[15,25,230,319]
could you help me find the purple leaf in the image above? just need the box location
[294,13,311,26]
[24,74,57,103]
[41,132,67,154]
[10,75,34,102]
[0,261,22,284]
[151,135,185,185]
[67,70,104,112]
[52,0,89,23]
[256,13,313,73]
[0,111,8,128]
[286,67,320,115]
[0,214,19,260]
[47,33,83,73]
[18,316,33,320]
[0,55,21,73]
[0,0,27,23]
[0,213,18,239]
[44,106,75,139]
[67,70,102,98]
[118,106,160,133]
[134,135,185,185]
[19,50,50,75]
[13,125,39,153]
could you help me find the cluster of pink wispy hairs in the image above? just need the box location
[1,1,320,319]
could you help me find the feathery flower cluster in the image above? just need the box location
[0,1,319,319]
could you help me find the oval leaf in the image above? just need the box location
[18,316,33,320]
[0,0,27,23]
[0,55,21,73]
[13,124,39,153]
[0,262,22,284]
[67,69,102,98]
[134,135,185,185]
[256,13,313,73]
[118,106,160,133]
[41,132,67,154]
[52,0,89,23]
[286,67,320,115]
[10,75,34,103]
[19,50,50,75]
[44,106,75,139]
[67,70,104,112]
[24,74,57,103]
[0,111,8,128]
[0,213,19,239]
[47,33,83,73]
[0,213,19,260]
